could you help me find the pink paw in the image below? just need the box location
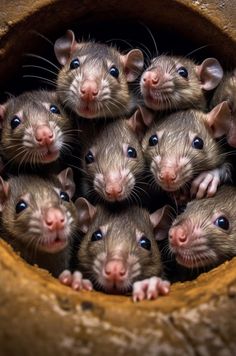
[191,169,220,199]
[132,276,170,302]
[59,269,93,291]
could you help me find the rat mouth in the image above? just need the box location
[39,149,60,163]
[39,237,68,253]
[77,101,99,118]
[175,251,213,268]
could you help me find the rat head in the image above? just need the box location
[0,168,77,254]
[140,55,223,111]
[75,198,170,294]
[54,30,144,119]
[211,70,236,147]
[0,90,73,167]
[81,108,151,203]
[142,104,227,193]
[168,185,236,269]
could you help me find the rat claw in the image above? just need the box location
[132,277,170,302]
[59,269,73,286]
[59,270,93,292]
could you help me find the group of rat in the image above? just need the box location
[0,28,236,302]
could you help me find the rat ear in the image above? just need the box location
[54,30,80,66]
[74,197,97,233]
[150,205,173,241]
[205,101,231,138]
[0,177,10,212]
[126,106,154,141]
[196,58,223,91]
[0,104,6,129]
[57,168,75,199]
[121,49,144,82]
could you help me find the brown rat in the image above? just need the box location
[142,104,231,200]
[54,30,144,119]
[210,70,236,147]
[140,55,223,112]
[168,185,236,269]
[59,198,170,302]
[80,107,150,204]
[0,168,78,277]
[0,90,75,171]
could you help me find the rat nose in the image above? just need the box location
[159,168,177,184]
[35,125,54,146]
[80,80,99,101]
[142,71,160,86]
[45,208,65,231]
[103,259,127,281]
[105,183,123,199]
[169,225,188,246]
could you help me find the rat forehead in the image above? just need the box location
[72,42,122,64]
[149,55,195,70]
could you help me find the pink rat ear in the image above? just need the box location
[205,101,232,138]
[150,205,173,241]
[196,58,223,91]
[126,105,154,141]
[54,30,80,66]
[74,197,97,234]
[57,167,75,199]
[120,49,144,82]
[0,176,10,212]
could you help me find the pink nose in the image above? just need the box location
[45,208,65,231]
[35,125,54,146]
[105,183,123,199]
[80,81,99,101]
[103,259,127,281]
[142,71,160,87]
[169,225,188,246]
[159,169,177,184]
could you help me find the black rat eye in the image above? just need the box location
[149,134,158,146]
[127,146,137,158]
[85,150,94,164]
[50,105,60,114]
[139,236,151,250]
[70,58,80,70]
[15,200,28,214]
[60,191,70,202]
[109,66,119,78]
[192,136,204,149]
[214,216,229,230]
[177,67,188,78]
[11,115,21,129]
[91,229,103,242]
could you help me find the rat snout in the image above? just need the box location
[159,167,177,184]
[35,125,54,146]
[103,259,127,282]
[169,225,188,247]
[80,80,99,102]
[104,172,125,200]
[45,207,66,232]
[142,70,161,88]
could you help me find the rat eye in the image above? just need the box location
[85,150,94,164]
[60,191,70,202]
[109,66,119,78]
[50,105,60,114]
[15,200,28,214]
[70,59,80,70]
[177,67,188,78]
[192,136,204,149]
[139,236,151,250]
[11,115,21,129]
[149,134,158,146]
[127,146,137,158]
[214,216,229,230]
[91,229,103,242]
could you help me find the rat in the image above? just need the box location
[141,103,232,201]
[79,107,153,205]
[140,55,223,112]
[59,198,171,302]
[54,29,144,119]
[0,90,75,172]
[168,185,236,270]
[210,70,236,147]
[0,168,78,277]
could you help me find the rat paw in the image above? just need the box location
[132,276,170,302]
[191,169,220,199]
[59,269,93,291]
